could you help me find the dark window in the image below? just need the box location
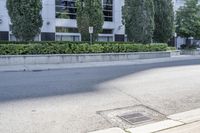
[55,0,77,19]
[41,32,55,41]
[0,31,9,41]
[9,25,13,31]
[115,34,125,42]
[101,29,113,34]
[103,0,113,4]
[103,0,113,22]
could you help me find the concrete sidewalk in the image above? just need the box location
[156,121,200,133]
[89,108,200,133]
[0,55,199,72]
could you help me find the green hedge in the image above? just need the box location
[0,42,169,55]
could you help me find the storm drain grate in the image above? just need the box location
[118,112,152,125]
[98,105,166,128]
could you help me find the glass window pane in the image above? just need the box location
[56,0,77,19]
[103,0,113,21]
[56,35,80,41]
[56,27,79,33]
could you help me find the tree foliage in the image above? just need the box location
[122,0,155,44]
[76,0,104,41]
[176,0,200,39]
[153,0,174,43]
[6,0,43,41]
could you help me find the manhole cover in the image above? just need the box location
[118,112,151,125]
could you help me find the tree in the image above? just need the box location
[76,0,104,42]
[176,0,200,44]
[6,0,43,41]
[122,0,155,44]
[153,0,174,43]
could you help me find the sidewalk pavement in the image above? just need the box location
[0,55,200,72]
[89,108,200,133]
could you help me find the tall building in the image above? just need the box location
[0,0,189,42]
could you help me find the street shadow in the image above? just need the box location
[0,59,200,103]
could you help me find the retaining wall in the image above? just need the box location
[0,51,173,66]
[181,50,200,55]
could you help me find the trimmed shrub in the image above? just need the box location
[167,47,176,51]
[0,42,170,55]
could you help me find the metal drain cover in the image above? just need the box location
[97,105,166,129]
[119,113,151,125]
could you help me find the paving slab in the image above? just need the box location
[88,128,126,133]
[156,121,200,133]
[126,120,184,133]
[168,108,200,123]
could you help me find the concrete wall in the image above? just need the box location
[41,0,55,33]
[181,50,200,55]
[0,52,171,66]
[112,0,125,35]
[170,50,181,56]
[0,0,9,31]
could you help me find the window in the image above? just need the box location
[103,0,113,22]
[56,27,79,33]
[56,35,80,41]
[101,29,113,34]
[9,34,40,41]
[98,36,113,42]
[56,0,77,19]
[9,25,13,31]
[56,0,113,21]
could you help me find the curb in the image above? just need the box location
[89,108,200,133]
[88,128,126,133]
[126,120,183,133]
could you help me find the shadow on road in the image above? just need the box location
[0,59,200,103]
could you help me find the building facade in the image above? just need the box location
[0,0,125,41]
[0,0,188,42]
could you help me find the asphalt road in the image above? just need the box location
[0,59,200,133]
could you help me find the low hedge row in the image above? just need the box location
[0,43,169,55]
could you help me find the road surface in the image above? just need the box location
[0,59,200,133]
